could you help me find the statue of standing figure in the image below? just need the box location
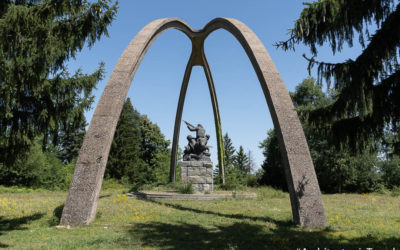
[183,121,211,161]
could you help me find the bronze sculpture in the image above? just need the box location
[183,121,211,161]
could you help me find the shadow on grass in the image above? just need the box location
[99,194,112,199]
[48,204,64,226]
[128,200,400,249]
[0,213,44,248]
[129,221,399,249]
[145,199,292,226]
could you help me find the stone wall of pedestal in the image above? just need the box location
[180,161,213,193]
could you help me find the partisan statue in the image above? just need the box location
[183,121,211,161]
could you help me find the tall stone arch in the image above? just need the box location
[60,18,328,228]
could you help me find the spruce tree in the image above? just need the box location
[106,98,141,181]
[57,112,87,163]
[0,0,118,165]
[276,0,400,153]
[214,133,236,183]
[106,102,171,187]
[233,146,250,177]
[223,133,236,167]
[259,129,287,190]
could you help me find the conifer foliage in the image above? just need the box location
[223,133,236,167]
[106,99,171,187]
[276,0,400,152]
[57,113,87,164]
[233,146,250,177]
[217,133,255,188]
[0,0,118,164]
[106,98,141,181]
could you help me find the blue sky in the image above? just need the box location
[68,0,363,170]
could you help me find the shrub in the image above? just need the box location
[378,156,400,189]
[245,174,259,187]
[373,183,391,195]
[177,182,194,194]
[391,186,400,197]
[221,167,244,190]
[0,138,74,190]
[165,181,179,189]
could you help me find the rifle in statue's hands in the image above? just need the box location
[184,120,193,127]
[183,120,196,131]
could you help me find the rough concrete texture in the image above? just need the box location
[180,161,213,193]
[61,18,327,228]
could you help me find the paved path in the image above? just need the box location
[128,191,257,200]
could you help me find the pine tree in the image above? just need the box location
[0,0,118,165]
[276,0,400,153]
[233,146,250,177]
[214,133,236,183]
[223,133,236,167]
[106,98,141,181]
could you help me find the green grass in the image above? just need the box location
[0,186,399,249]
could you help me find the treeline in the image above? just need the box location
[257,78,400,193]
[0,97,172,191]
[2,80,399,194]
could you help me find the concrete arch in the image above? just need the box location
[201,18,327,227]
[61,18,327,228]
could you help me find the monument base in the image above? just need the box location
[180,161,213,193]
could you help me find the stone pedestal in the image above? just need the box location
[180,161,213,193]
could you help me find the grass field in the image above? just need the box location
[0,185,399,249]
